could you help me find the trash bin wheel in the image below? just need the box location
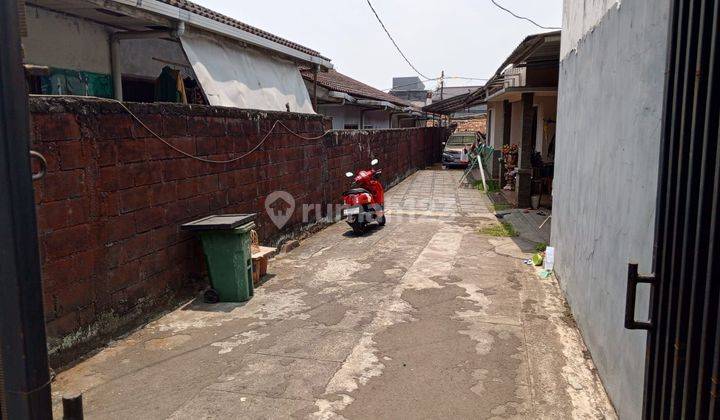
[204,288,220,304]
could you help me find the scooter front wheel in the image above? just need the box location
[378,215,386,226]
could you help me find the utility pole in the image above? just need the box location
[439,70,445,101]
[0,0,53,418]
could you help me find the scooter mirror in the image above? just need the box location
[371,159,379,166]
[345,172,354,178]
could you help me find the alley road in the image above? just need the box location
[52,170,616,419]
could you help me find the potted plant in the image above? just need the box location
[502,144,519,166]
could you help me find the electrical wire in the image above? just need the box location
[30,95,332,164]
[366,0,431,80]
[489,0,561,30]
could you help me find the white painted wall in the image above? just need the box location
[318,104,393,129]
[23,5,191,82]
[561,0,621,59]
[120,39,191,80]
[553,1,670,418]
[23,6,111,74]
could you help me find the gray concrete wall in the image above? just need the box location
[552,1,670,419]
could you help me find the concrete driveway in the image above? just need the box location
[51,169,616,419]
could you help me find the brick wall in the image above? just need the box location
[29,97,447,365]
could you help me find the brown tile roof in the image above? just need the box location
[159,0,327,59]
[301,69,411,107]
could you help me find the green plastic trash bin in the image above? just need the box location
[181,214,256,303]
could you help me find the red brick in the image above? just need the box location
[131,114,162,138]
[97,166,119,191]
[163,159,192,181]
[120,231,153,262]
[37,198,89,231]
[129,161,163,186]
[116,139,147,163]
[45,312,79,338]
[163,116,187,137]
[165,200,191,223]
[98,114,134,139]
[150,225,180,251]
[197,174,219,192]
[99,192,120,216]
[56,140,88,170]
[186,195,211,218]
[151,182,177,205]
[134,206,166,233]
[44,224,92,260]
[119,186,151,213]
[98,213,136,244]
[209,190,228,211]
[196,137,218,156]
[105,259,141,292]
[95,243,122,272]
[96,141,118,167]
[176,178,198,199]
[139,249,167,280]
[33,113,81,142]
[41,170,85,202]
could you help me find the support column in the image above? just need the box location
[516,92,534,207]
[500,100,512,188]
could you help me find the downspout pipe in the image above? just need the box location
[110,22,186,101]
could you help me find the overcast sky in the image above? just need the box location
[194,0,563,92]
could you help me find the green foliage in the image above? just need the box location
[492,203,512,212]
[475,179,500,193]
[479,222,518,237]
[535,242,548,252]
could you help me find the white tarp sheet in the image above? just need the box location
[180,31,315,113]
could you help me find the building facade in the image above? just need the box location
[551,1,671,418]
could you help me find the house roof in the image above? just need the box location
[28,0,331,67]
[301,69,411,107]
[158,0,327,59]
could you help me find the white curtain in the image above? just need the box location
[180,31,315,113]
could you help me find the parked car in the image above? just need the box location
[442,131,477,168]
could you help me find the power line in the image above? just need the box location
[489,0,561,30]
[366,0,431,80]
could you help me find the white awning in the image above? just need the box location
[180,31,315,113]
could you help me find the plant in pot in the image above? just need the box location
[502,144,519,166]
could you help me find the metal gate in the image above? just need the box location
[625,0,720,418]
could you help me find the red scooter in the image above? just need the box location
[342,158,386,234]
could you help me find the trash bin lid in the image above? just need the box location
[180,214,257,231]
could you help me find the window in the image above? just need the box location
[343,124,359,129]
[363,125,374,129]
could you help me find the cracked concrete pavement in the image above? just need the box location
[51,169,617,419]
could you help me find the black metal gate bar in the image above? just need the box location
[682,0,720,417]
[0,0,53,418]
[670,0,716,418]
[643,0,720,418]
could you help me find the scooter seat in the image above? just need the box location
[344,188,370,195]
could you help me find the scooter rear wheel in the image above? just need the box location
[349,221,366,235]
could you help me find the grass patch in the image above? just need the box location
[535,242,548,252]
[475,179,500,193]
[479,221,518,237]
[491,203,512,212]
